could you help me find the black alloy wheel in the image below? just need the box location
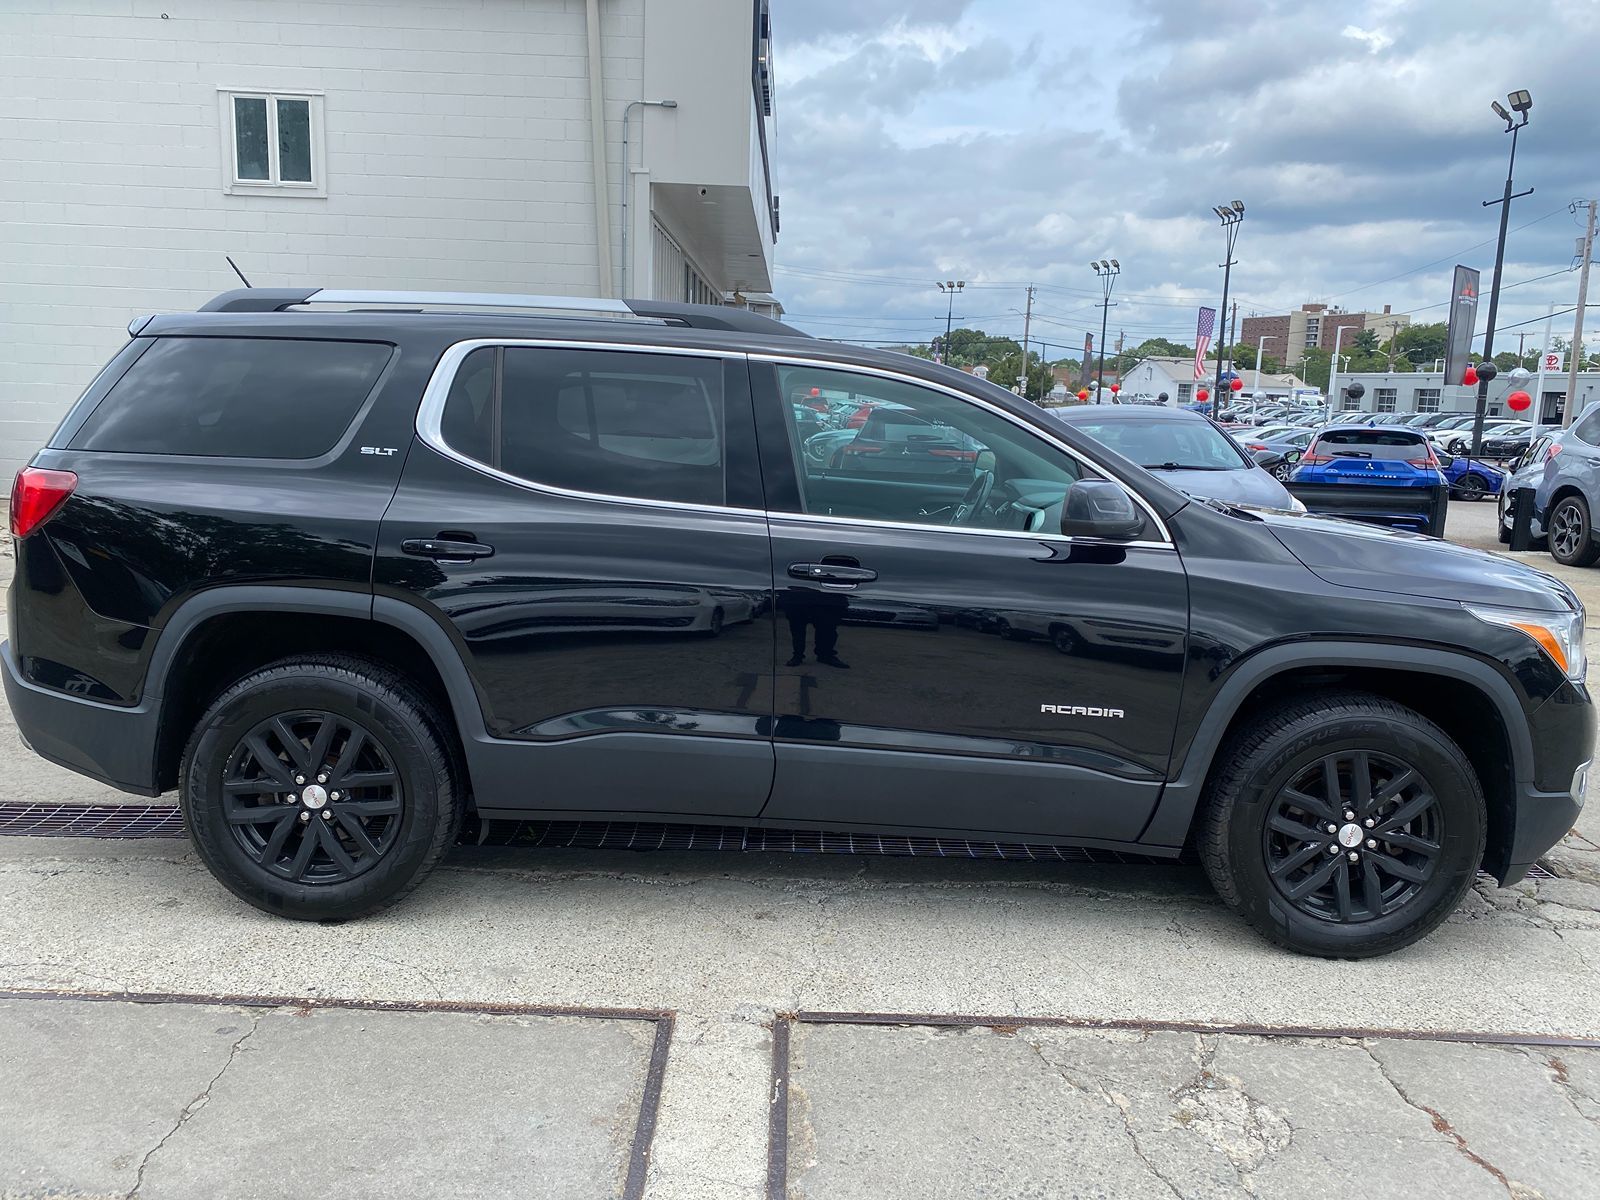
[1453,473,1486,502]
[1264,751,1441,924]
[222,711,402,884]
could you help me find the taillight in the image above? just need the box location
[9,467,78,538]
[1299,441,1329,465]
[927,448,978,461]
[1547,443,1562,461]
[846,405,873,429]
[842,443,882,455]
[1246,442,1267,452]
[1405,449,1439,468]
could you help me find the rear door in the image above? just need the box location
[375,340,776,819]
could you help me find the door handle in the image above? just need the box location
[402,538,495,561]
[788,562,877,584]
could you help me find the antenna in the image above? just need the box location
[225,256,253,288]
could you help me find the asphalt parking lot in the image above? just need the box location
[3,501,1599,1199]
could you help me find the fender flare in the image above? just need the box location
[1138,640,1534,847]
[143,586,491,741]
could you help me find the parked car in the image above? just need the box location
[1239,427,1317,479]
[4,288,1591,958]
[1288,424,1450,535]
[1440,421,1530,457]
[1050,405,1301,511]
[1493,408,1600,566]
[1436,453,1504,501]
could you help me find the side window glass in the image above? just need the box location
[1573,407,1600,446]
[775,365,1082,532]
[436,346,727,507]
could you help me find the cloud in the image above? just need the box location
[770,0,1597,352]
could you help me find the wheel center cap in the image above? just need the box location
[1337,823,1363,849]
[300,784,329,810]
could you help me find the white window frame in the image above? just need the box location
[1416,391,1441,414]
[218,88,326,196]
[1375,388,1397,413]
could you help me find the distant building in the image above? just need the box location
[1118,358,1311,405]
[1340,369,1600,422]
[1240,304,1411,366]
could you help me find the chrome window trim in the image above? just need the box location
[413,338,1176,549]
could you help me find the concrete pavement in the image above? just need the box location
[3,503,1600,1197]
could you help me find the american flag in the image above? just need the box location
[1193,307,1216,380]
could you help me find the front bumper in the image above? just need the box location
[1498,681,1594,883]
[1,639,162,796]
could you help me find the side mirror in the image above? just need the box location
[1283,449,1301,464]
[1060,479,1146,541]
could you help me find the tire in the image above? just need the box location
[1548,494,1600,567]
[1454,473,1487,502]
[1198,691,1485,958]
[181,655,461,920]
[1272,463,1292,482]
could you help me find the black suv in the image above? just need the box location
[4,289,1592,957]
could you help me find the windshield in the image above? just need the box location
[1070,417,1252,471]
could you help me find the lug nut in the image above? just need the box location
[1327,824,1338,834]
[329,791,340,801]
[1364,818,1376,828]
[316,774,328,784]
[1328,844,1340,854]
[321,810,333,821]
[295,775,306,786]
[1344,811,1356,821]
[299,812,310,822]
[1347,851,1360,862]
[1366,839,1378,849]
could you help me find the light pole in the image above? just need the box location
[1326,324,1352,411]
[936,280,965,365]
[1253,334,1277,418]
[1210,201,1245,404]
[1469,89,1533,457]
[1091,259,1120,403]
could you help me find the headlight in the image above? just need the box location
[1466,604,1587,682]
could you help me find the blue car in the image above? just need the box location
[1288,424,1450,535]
[1438,453,1505,502]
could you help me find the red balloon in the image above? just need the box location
[1109,383,1120,393]
[1462,365,1479,386]
[1076,389,1089,400]
[1230,377,1244,391]
[1196,388,1210,402]
[1507,389,1532,412]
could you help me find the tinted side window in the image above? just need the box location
[438,346,727,506]
[71,337,390,458]
[1573,407,1600,445]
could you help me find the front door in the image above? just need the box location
[751,360,1189,843]
[375,341,775,819]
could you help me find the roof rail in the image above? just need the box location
[198,288,807,337]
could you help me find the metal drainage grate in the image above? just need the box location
[0,803,1558,879]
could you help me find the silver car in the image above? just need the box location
[1496,410,1600,565]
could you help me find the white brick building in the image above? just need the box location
[0,0,780,476]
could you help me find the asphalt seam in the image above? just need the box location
[125,1011,260,1199]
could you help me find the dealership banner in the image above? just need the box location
[1443,265,1480,387]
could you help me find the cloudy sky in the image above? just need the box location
[770,0,1598,363]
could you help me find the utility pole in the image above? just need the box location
[1018,284,1035,399]
[1470,89,1534,457]
[1209,201,1246,404]
[1091,260,1120,403]
[1564,198,1596,427]
[936,280,965,366]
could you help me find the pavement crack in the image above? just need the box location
[1168,1035,1292,1196]
[1018,1033,1184,1200]
[125,1013,260,1198]
[1525,1048,1600,1133]
[1360,1041,1518,1197]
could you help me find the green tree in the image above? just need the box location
[1392,322,1448,368]
[989,350,1057,402]
[1351,328,1380,355]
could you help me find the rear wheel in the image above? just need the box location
[1453,473,1487,502]
[181,655,461,920]
[1549,495,1600,567]
[1198,692,1484,958]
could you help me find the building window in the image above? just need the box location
[1177,383,1192,400]
[1340,393,1361,410]
[1415,388,1441,413]
[219,90,325,195]
[1375,388,1397,412]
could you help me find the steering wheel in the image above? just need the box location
[951,468,996,525]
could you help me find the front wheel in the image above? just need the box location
[1198,692,1484,958]
[181,655,461,920]
[1549,495,1600,567]
[1453,473,1487,502]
